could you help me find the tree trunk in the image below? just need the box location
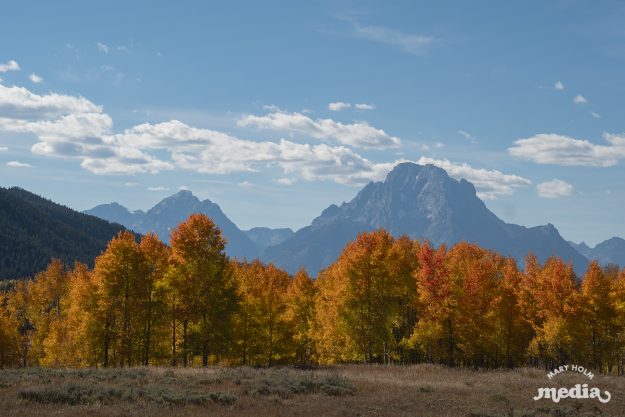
[103,317,110,367]
[202,314,209,367]
[447,318,454,367]
[144,285,152,366]
[183,319,188,367]
[171,294,177,366]
[242,312,248,365]
[202,345,208,367]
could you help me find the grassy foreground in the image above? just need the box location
[0,365,623,417]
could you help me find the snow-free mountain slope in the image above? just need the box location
[86,190,258,260]
[263,163,588,275]
[244,227,294,252]
[570,237,625,267]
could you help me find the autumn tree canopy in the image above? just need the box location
[2,218,625,374]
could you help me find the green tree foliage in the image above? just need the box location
[0,187,133,280]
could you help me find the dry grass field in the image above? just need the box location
[0,365,623,417]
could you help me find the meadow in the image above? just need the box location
[0,365,623,417]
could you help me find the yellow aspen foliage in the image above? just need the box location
[93,230,147,367]
[232,260,291,365]
[580,262,617,370]
[169,214,236,367]
[527,257,579,366]
[313,230,415,364]
[28,259,69,366]
[60,262,100,366]
[284,268,315,364]
[4,217,625,374]
[0,297,20,368]
[138,234,170,365]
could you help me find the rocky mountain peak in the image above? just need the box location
[263,162,588,275]
[86,190,258,259]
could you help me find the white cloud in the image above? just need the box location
[119,120,400,185]
[275,177,295,185]
[237,110,400,148]
[351,22,434,55]
[262,104,282,112]
[0,60,20,73]
[97,42,109,53]
[328,102,351,111]
[574,94,588,104]
[554,81,564,91]
[0,83,103,117]
[355,103,375,110]
[328,102,374,111]
[148,186,169,191]
[60,65,125,86]
[0,82,530,198]
[237,181,253,188]
[536,179,573,198]
[416,157,532,200]
[0,84,399,181]
[179,185,189,190]
[0,146,7,151]
[508,133,625,167]
[457,130,475,142]
[591,111,601,119]
[435,142,444,148]
[29,73,43,84]
[6,160,32,168]
[0,83,171,174]
[124,182,139,187]
[116,45,130,52]
[79,149,172,175]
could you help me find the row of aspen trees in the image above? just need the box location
[1,214,625,373]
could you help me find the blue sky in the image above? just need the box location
[1,0,624,245]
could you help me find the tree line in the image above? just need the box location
[1,213,624,373]
[0,186,130,279]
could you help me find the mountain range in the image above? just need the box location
[263,163,589,275]
[3,163,624,281]
[569,238,625,267]
[244,227,294,252]
[86,190,259,260]
[0,187,132,280]
[82,162,624,277]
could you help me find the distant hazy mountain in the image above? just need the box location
[569,237,625,268]
[85,202,145,227]
[569,241,591,257]
[0,187,131,280]
[262,163,588,276]
[244,227,294,252]
[86,190,258,260]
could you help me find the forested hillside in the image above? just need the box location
[0,187,132,280]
